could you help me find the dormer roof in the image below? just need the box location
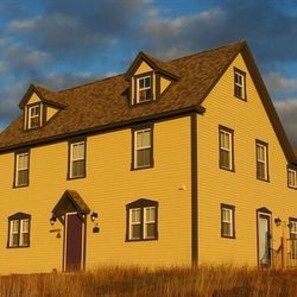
[19,84,67,109]
[124,51,180,80]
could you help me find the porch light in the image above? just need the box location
[90,212,98,222]
[50,215,57,226]
[274,217,282,227]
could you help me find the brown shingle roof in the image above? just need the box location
[0,41,244,151]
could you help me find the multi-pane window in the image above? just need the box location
[219,127,234,171]
[28,105,41,129]
[130,208,141,240]
[133,128,153,169]
[137,75,152,103]
[289,219,297,260]
[126,199,158,241]
[221,204,235,238]
[256,141,269,181]
[69,140,86,179]
[15,152,29,187]
[8,213,31,248]
[288,168,297,189]
[234,69,246,100]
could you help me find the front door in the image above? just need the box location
[65,213,84,271]
[258,214,271,267]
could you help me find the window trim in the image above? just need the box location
[126,199,159,242]
[234,68,247,101]
[219,126,235,172]
[131,124,154,170]
[256,140,269,182]
[134,72,154,104]
[13,149,30,188]
[221,204,235,239]
[7,213,31,248]
[27,103,42,130]
[287,166,297,189]
[289,217,297,260]
[67,138,87,180]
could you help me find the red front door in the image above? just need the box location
[65,213,83,271]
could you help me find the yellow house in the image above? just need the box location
[0,41,296,274]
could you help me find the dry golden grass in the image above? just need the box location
[0,265,297,297]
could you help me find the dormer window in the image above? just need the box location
[136,74,152,103]
[28,104,41,129]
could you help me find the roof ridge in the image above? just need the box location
[58,73,123,93]
[168,40,245,63]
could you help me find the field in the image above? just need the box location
[0,265,297,297]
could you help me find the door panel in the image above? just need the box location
[258,214,271,267]
[65,213,83,271]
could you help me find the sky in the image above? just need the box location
[0,0,297,146]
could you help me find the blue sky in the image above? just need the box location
[1,0,297,145]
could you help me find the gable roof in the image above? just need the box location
[0,41,296,165]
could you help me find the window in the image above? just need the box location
[14,151,29,187]
[289,219,297,260]
[28,104,41,129]
[219,126,234,171]
[234,68,246,100]
[8,213,31,248]
[133,127,153,169]
[288,168,297,189]
[68,140,86,179]
[221,204,235,238]
[256,140,269,181]
[136,75,152,103]
[126,199,158,241]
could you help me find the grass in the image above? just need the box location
[0,265,297,297]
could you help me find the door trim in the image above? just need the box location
[256,208,272,268]
[63,212,86,271]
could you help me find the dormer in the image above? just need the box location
[125,52,180,106]
[19,84,65,131]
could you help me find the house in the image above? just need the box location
[0,40,296,274]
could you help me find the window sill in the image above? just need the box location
[234,94,247,101]
[7,245,30,249]
[221,235,236,239]
[256,177,270,183]
[13,184,29,189]
[219,166,235,173]
[125,238,158,242]
[131,164,154,171]
[67,175,86,181]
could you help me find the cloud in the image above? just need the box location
[264,72,297,93]
[275,99,297,148]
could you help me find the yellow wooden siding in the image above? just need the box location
[198,53,296,266]
[0,117,192,274]
[27,93,41,105]
[46,106,59,122]
[160,77,171,94]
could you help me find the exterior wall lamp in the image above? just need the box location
[274,217,282,227]
[90,212,98,222]
[50,215,57,226]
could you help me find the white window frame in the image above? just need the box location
[219,128,233,170]
[28,105,41,129]
[134,128,152,169]
[20,218,30,247]
[256,142,268,181]
[144,206,156,239]
[69,141,85,178]
[290,220,297,259]
[15,152,29,187]
[8,217,30,248]
[288,168,297,189]
[136,75,152,103]
[221,207,234,238]
[129,208,141,240]
[234,70,246,100]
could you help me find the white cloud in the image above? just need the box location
[264,72,297,93]
[275,99,297,147]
